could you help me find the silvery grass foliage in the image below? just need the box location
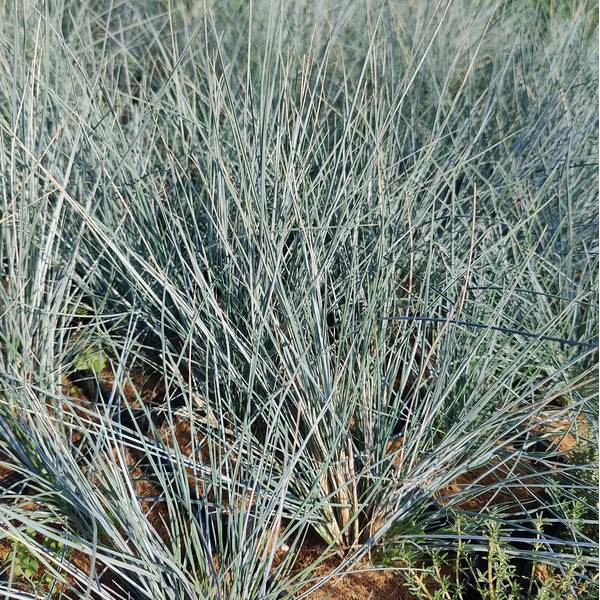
[0,0,597,598]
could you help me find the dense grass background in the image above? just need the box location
[0,0,598,598]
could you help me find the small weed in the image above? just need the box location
[73,345,107,372]
[379,510,597,599]
[3,529,67,590]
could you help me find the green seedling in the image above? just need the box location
[4,530,67,589]
[73,346,108,372]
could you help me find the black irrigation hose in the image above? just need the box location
[379,315,599,349]
[467,285,599,308]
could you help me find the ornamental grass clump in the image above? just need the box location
[0,0,597,598]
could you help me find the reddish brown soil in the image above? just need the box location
[293,544,410,600]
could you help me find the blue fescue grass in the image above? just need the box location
[0,1,597,598]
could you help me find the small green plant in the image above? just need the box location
[379,511,597,600]
[475,518,521,600]
[8,535,39,579]
[4,529,67,589]
[66,301,91,318]
[73,345,107,372]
